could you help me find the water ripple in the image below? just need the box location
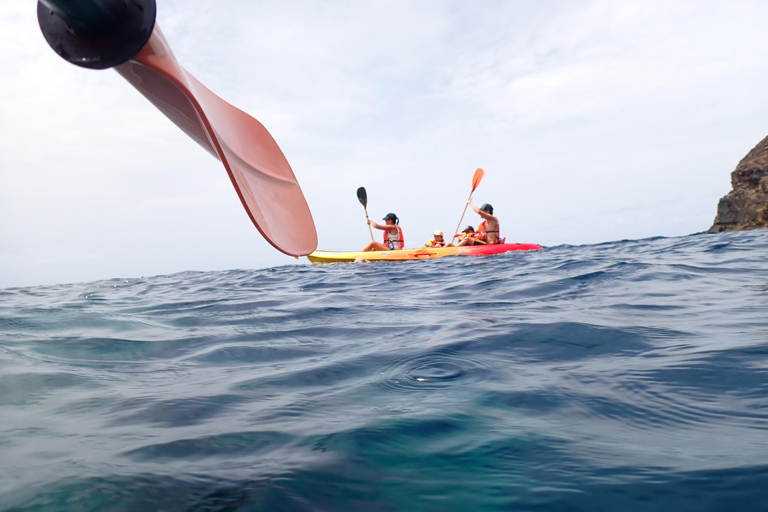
[2,230,768,510]
[373,346,493,393]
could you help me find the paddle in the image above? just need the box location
[452,168,485,241]
[37,0,317,257]
[357,187,375,241]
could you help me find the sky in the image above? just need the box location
[2,0,768,288]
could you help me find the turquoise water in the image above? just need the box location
[1,230,768,511]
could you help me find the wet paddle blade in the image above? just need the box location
[357,187,368,208]
[471,167,485,193]
[114,27,317,256]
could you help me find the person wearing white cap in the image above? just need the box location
[425,229,452,248]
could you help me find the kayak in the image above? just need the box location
[307,243,543,263]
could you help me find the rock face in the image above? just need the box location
[709,135,768,232]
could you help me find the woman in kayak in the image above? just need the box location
[457,202,501,245]
[362,213,405,251]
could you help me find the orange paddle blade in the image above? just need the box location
[471,167,485,192]
[115,26,317,256]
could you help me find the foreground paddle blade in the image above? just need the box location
[357,187,368,208]
[115,27,317,255]
[37,1,317,256]
[472,167,485,192]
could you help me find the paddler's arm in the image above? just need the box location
[368,220,395,232]
[468,200,495,221]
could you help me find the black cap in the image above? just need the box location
[382,213,398,221]
[480,204,493,214]
[462,226,475,233]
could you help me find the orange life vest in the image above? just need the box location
[475,220,500,243]
[425,239,446,248]
[383,226,404,249]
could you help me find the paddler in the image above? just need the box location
[362,213,405,251]
[425,230,452,248]
[457,202,501,245]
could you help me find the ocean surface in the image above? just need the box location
[1,229,768,511]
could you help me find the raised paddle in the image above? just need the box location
[357,187,375,241]
[37,0,317,257]
[452,168,485,241]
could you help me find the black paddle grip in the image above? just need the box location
[37,0,157,69]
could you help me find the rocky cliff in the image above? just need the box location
[709,135,768,232]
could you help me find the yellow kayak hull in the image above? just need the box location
[306,243,543,263]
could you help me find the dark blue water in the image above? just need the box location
[2,230,768,511]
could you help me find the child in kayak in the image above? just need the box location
[457,202,501,245]
[362,213,405,251]
[455,225,475,243]
[425,230,453,248]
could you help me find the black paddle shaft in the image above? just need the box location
[38,0,157,69]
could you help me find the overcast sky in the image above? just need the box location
[2,0,767,288]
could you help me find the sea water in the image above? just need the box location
[1,229,767,511]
